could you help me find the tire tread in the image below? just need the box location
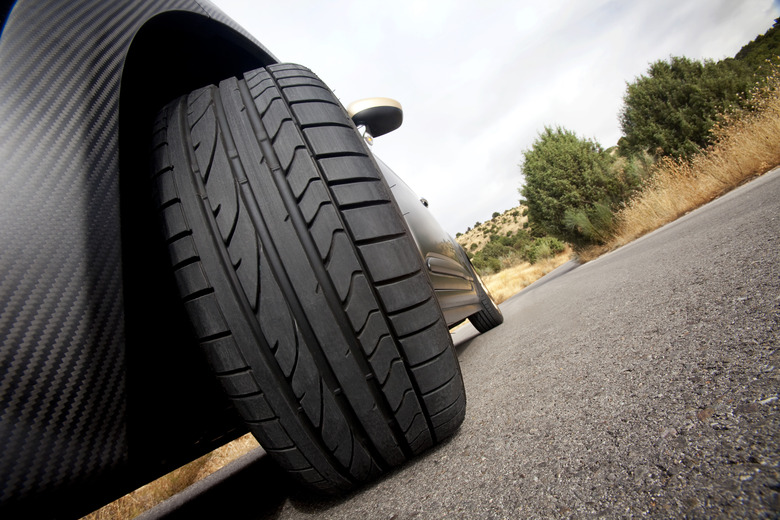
[151,64,465,492]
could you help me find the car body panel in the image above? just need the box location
[376,159,483,324]
[0,1,277,515]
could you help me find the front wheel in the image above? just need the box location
[151,64,466,492]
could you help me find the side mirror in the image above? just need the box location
[346,97,403,138]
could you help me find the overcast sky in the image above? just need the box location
[211,0,779,235]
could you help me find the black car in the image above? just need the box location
[0,1,502,517]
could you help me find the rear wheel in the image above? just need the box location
[151,64,465,492]
[468,262,503,333]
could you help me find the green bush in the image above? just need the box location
[472,255,501,274]
[511,230,532,248]
[543,236,566,255]
[563,202,617,245]
[468,226,568,275]
[520,126,648,249]
[480,241,513,258]
[620,56,756,159]
[522,236,566,264]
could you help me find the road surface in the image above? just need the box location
[143,168,779,519]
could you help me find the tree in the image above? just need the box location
[519,127,620,248]
[735,19,780,73]
[619,56,754,158]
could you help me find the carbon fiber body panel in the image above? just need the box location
[0,1,275,516]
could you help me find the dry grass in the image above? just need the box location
[482,247,574,304]
[82,434,259,519]
[581,68,780,261]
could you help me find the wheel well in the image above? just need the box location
[117,10,276,480]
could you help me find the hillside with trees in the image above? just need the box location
[619,56,756,158]
[620,19,779,160]
[456,207,566,275]
[735,20,780,70]
[516,18,780,255]
[456,19,780,279]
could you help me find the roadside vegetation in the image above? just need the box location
[518,19,780,262]
[455,208,573,303]
[456,208,566,271]
[586,65,780,259]
[459,19,780,299]
[479,248,573,304]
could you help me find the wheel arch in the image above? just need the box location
[118,9,278,206]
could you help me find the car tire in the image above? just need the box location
[150,64,465,492]
[468,262,504,333]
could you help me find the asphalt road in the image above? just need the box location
[145,168,779,519]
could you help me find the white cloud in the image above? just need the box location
[211,0,779,234]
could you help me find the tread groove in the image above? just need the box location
[180,286,215,304]
[304,200,330,228]
[353,232,407,247]
[151,165,173,180]
[336,199,390,212]
[164,229,193,245]
[156,195,180,211]
[397,318,440,341]
[337,270,363,305]
[199,330,232,343]
[412,344,456,372]
[326,176,381,187]
[298,121,353,130]
[287,98,341,107]
[422,372,458,398]
[170,254,199,271]
[320,229,342,265]
[376,271,428,289]
[215,367,252,377]
[312,151,367,160]
[232,389,264,399]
